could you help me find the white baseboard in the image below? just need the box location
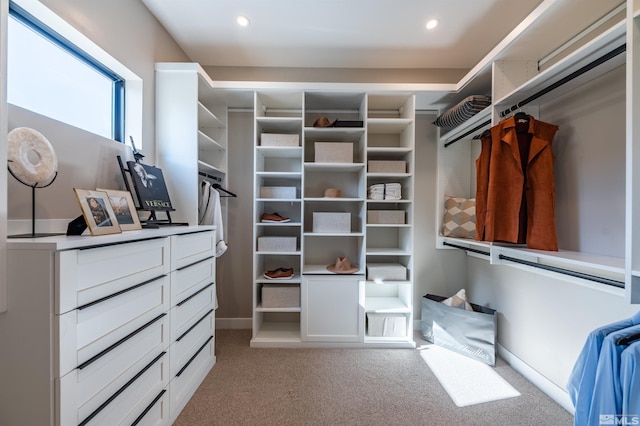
[216,317,252,329]
[497,344,574,415]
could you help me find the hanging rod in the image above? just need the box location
[198,171,223,183]
[499,43,626,117]
[212,183,237,198]
[442,241,490,257]
[444,119,492,147]
[498,254,624,289]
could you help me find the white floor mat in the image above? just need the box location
[418,344,521,407]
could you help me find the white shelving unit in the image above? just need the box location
[251,91,415,347]
[155,63,228,226]
[436,3,633,297]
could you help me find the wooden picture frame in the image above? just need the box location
[97,188,142,231]
[73,189,122,236]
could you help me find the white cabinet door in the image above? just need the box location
[301,276,363,342]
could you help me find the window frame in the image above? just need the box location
[8,0,125,142]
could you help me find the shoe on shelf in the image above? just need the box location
[264,267,294,280]
[261,212,291,223]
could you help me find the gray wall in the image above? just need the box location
[6,0,189,226]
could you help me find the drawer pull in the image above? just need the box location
[176,255,214,271]
[176,282,214,307]
[77,275,166,310]
[175,336,213,377]
[79,351,166,426]
[77,313,166,370]
[130,389,166,426]
[176,309,214,342]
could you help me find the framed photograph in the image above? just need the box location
[127,161,173,211]
[73,189,122,236]
[97,188,142,231]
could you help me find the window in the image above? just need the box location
[7,1,124,141]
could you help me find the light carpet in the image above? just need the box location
[419,343,521,407]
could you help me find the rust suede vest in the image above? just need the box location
[475,116,559,251]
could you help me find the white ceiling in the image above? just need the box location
[141,0,544,70]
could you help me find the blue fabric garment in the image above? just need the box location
[567,311,640,426]
[587,323,640,426]
[621,340,640,416]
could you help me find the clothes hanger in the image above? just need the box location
[616,330,640,346]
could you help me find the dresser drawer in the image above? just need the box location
[60,350,169,426]
[171,256,215,306]
[169,336,215,419]
[59,315,169,424]
[58,276,170,377]
[57,237,170,314]
[170,231,215,270]
[171,283,216,342]
[170,309,215,378]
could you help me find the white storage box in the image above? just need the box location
[368,160,406,173]
[314,142,353,163]
[366,263,407,281]
[260,186,296,199]
[367,313,407,337]
[313,212,351,233]
[367,210,405,224]
[262,285,300,308]
[257,237,297,252]
[261,133,299,147]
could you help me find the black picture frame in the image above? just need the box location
[127,161,174,211]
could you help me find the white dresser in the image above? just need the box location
[0,226,216,426]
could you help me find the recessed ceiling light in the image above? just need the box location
[426,18,439,30]
[237,15,250,27]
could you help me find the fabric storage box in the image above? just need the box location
[421,294,497,366]
[312,212,351,233]
[262,285,300,308]
[314,142,353,163]
[367,210,405,224]
[260,133,299,147]
[366,263,407,281]
[260,186,296,199]
[257,237,296,252]
[367,313,407,337]
[368,160,406,173]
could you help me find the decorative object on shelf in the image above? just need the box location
[368,183,401,200]
[260,133,299,146]
[96,188,142,231]
[433,95,491,129]
[262,284,300,308]
[7,127,61,237]
[117,156,185,227]
[333,120,363,128]
[314,142,353,163]
[313,117,336,127]
[313,212,351,233]
[260,212,290,223]
[323,188,342,198]
[129,136,145,163]
[127,161,173,211]
[263,268,294,280]
[72,189,122,236]
[441,195,476,239]
[326,256,359,274]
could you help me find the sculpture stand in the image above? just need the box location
[7,169,63,238]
